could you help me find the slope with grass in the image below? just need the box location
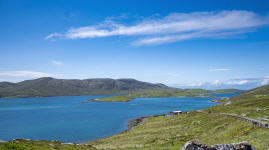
[0,139,96,150]
[90,85,269,150]
[230,84,269,101]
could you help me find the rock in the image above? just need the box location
[182,141,257,150]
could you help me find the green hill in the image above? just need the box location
[230,84,269,101]
[0,77,169,98]
[90,85,269,149]
[0,77,244,99]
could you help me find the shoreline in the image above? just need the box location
[126,114,164,130]
[87,98,134,102]
[87,95,216,103]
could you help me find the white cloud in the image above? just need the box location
[46,10,269,45]
[261,75,269,85]
[52,60,64,67]
[45,33,62,40]
[211,80,221,85]
[0,71,57,78]
[166,73,180,77]
[226,80,249,85]
[185,82,203,87]
[209,68,232,71]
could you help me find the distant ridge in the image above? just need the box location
[230,84,269,101]
[0,77,169,98]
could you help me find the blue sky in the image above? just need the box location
[0,0,269,89]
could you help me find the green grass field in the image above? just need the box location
[0,139,96,150]
[90,96,269,150]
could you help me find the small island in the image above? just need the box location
[90,96,133,102]
[88,88,243,102]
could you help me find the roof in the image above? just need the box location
[172,110,182,113]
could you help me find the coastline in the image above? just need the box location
[126,114,164,130]
[88,98,134,102]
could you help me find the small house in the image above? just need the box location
[170,110,182,115]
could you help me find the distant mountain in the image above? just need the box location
[0,77,169,98]
[230,84,269,101]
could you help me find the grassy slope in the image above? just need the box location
[0,139,96,150]
[230,85,269,101]
[90,88,269,150]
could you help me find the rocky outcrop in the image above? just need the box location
[182,141,257,150]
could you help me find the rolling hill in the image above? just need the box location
[0,77,169,98]
[230,84,269,101]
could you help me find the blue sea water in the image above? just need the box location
[210,93,240,98]
[0,94,237,143]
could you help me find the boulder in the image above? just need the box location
[182,141,257,150]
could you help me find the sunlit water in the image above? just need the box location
[0,94,238,143]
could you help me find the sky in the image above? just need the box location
[0,0,269,90]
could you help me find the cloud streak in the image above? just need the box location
[171,76,269,90]
[52,60,64,67]
[46,10,269,45]
[0,71,57,78]
[209,68,232,72]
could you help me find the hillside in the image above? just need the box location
[229,84,269,101]
[89,85,269,149]
[0,77,168,98]
[0,77,244,99]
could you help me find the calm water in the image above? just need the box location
[210,93,240,98]
[0,94,236,143]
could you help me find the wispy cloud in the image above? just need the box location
[52,60,64,67]
[45,33,61,40]
[209,68,232,71]
[226,80,249,85]
[261,76,269,85]
[0,71,57,78]
[166,73,180,77]
[211,80,221,85]
[171,76,269,90]
[46,10,269,45]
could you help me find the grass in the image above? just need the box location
[98,96,132,102]
[89,94,269,149]
[0,139,96,150]
[90,111,269,150]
